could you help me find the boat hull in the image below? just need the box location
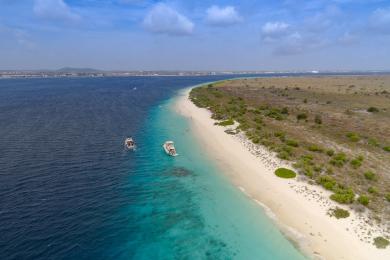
[163,143,178,157]
[125,138,136,150]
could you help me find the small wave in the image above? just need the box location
[253,199,277,220]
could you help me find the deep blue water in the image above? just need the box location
[0,76,306,260]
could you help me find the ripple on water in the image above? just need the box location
[0,76,239,260]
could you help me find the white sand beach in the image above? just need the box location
[175,89,390,260]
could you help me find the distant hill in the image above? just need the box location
[56,67,101,73]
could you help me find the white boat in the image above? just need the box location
[163,141,178,156]
[125,137,136,150]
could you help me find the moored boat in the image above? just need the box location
[163,141,178,156]
[125,137,136,150]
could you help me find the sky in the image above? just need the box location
[0,0,390,71]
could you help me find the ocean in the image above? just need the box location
[0,76,305,259]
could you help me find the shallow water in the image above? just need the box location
[0,76,305,259]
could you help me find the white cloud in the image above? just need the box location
[304,14,332,33]
[261,22,290,41]
[33,0,81,23]
[304,5,341,33]
[370,8,390,34]
[273,32,304,55]
[143,3,194,36]
[260,21,329,56]
[206,5,242,26]
[273,33,328,56]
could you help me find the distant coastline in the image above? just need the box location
[1,70,390,79]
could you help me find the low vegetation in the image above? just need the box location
[328,207,350,219]
[364,171,377,181]
[326,149,334,157]
[358,195,370,206]
[296,113,307,121]
[330,188,355,204]
[314,114,322,124]
[308,145,324,152]
[346,132,360,142]
[329,152,348,167]
[367,107,379,113]
[275,168,297,178]
[286,139,299,147]
[373,236,390,249]
[190,76,390,224]
[216,119,234,126]
[350,156,364,169]
[368,186,378,194]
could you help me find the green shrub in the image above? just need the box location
[314,114,322,124]
[252,137,260,144]
[364,171,377,181]
[301,154,314,161]
[330,188,355,204]
[350,157,363,169]
[303,166,314,178]
[374,237,389,249]
[367,107,379,113]
[281,145,293,154]
[294,155,314,169]
[217,119,234,126]
[276,145,294,159]
[329,152,348,167]
[275,168,297,178]
[293,156,314,173]
[368,138,379,147]
[281,107,289,114]
[297,113,307,121]
[326,149,335,157]
[386,193,390,202]
[277,151,290,160]
[346,132,360,142]
[257,105,268,111]
[254,117,263,124]
[308,145,323,153]
[326,167,334,175]
[239,123,250,131]
[358,195,369,206]
[274,131,286,141]
[212,91,223,98]
[286,139,299,147]
[328,207,350,219]
[384,146,390,152]
[313,165,322,173]
[368,186,378,194]
[265,108,284,120]
[317,175,336,190]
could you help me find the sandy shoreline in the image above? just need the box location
[175,88,390,260]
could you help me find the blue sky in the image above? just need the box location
[0,0,389,70]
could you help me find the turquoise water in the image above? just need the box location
[117,92,306,259]
[0,76,306,259]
